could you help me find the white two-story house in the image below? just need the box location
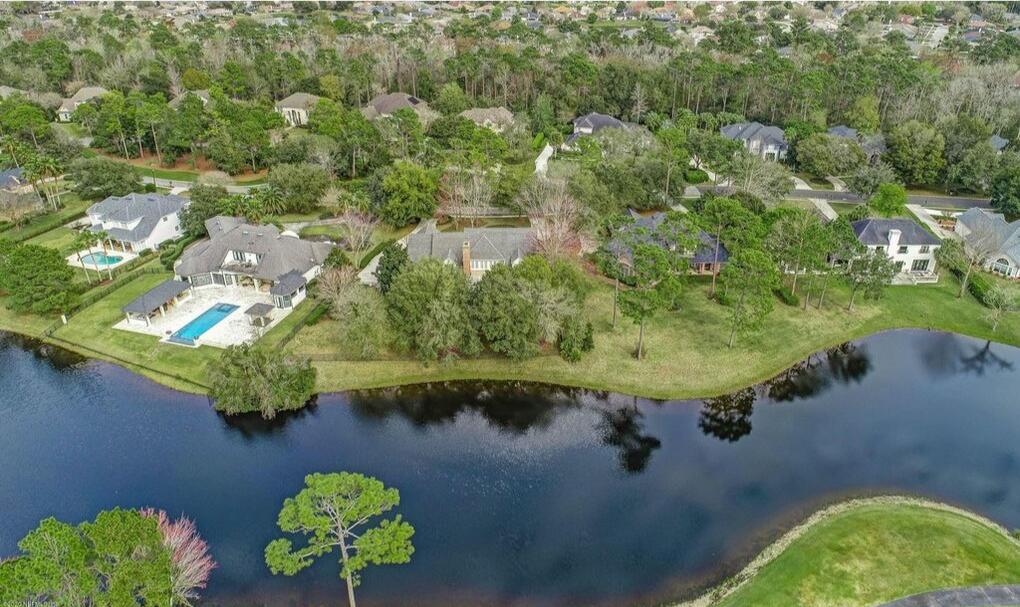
[852,218,941,282]
[87,193,188,253]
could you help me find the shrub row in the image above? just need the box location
[159,235,198,271]
[357,239,395,270]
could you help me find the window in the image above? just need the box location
[162,216,168,222]
[898,246,908,254]
[232,250,244,262]
[876,246,886,254]
[919,245,930,254]
[911,259,929,272]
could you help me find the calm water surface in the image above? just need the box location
[1,330,1019,606]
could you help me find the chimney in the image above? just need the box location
[887,228,901,254]
[462,241,471,277]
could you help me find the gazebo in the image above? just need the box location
[244,303,274,328]
[122,279,192,326]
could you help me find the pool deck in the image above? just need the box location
[66,247,138,271]
[114,285,293,348]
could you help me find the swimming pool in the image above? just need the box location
[81,252,124,267]
[168,303,239,345]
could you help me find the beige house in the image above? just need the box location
[275,92,321,127]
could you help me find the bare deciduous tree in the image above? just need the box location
[517,178,583,258]
[337,210,379,254]
[318,266,360,319]
[438,171,494,227]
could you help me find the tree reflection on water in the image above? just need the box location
[698,342,872,443]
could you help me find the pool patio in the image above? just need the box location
[67,246,137,271]
[115,284,292,348]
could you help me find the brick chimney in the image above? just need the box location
[462,240,471,277]
[887,229,901,255]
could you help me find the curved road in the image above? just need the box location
[695,186,991,210]
[879,584,1020,606]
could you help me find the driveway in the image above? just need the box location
[906,204,958,240]
[877,584,1020,607]
[143,177,262,195]
[693,186,992,210]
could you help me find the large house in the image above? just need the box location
[828,124,886,161]
[361,92,436,122]
[606,209,729,276]
[563,112,631,148]
[87,193,188,252]
[458,107,514,132]
[721,121,789,160]
[275,92,321,126]
[57,86,108,122]
[174,216,334,308]
[404,223,532,281]
[852,218,940,280]
[955,208,1020,279]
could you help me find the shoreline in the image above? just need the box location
[671,495,1020,607]
[1,323,1017,400]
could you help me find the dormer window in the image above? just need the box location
[232,250,244,262]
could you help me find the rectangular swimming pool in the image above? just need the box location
[168,303,239,345]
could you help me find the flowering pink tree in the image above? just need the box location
[141,509,217,605]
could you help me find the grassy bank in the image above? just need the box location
[292,274,1020,398]
[0,264,1017,398]
[684,497,1020,607]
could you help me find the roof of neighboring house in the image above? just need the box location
[720,121,789,149]
[573,112,626,132]
[0,85,25,99]
[275,92,321,111]
[405,224,533,266]
[58,86,108,112]
[956,207,1020,264]
[851,218,941,247]
[860,133,887,158]
[169,89,211,109]
[362,92,425,119]
[87,193,187,243]
[0,167,25,190]
[269,270,307,296]
[458,107,514,128]
[175,216,334,282]
[607,210,729,266]
[828,125,859,139]
[122,279,191,315]
[990,134,1009,152]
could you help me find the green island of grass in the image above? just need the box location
[683,497,1020,607]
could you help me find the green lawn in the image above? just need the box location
[794,172,835,190]
[26,226,78,254]
[713,501,1020,607]
[49,271,221,392]
[292,272,1020,397]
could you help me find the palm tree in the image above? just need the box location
[258,185,286,217]
[20,160,46,208]
[72,231,95,285]
[37,155,62,209]
[94,229,114,281]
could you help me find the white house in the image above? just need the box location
[720,121,789,161]
[274,92,321,127]
[57,86,108,122]
[955,207,1020,279]
[852,218,941,281]
[87,193,188,252]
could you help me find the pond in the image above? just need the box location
[1,329,1019,606]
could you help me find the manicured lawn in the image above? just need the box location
[292,272,1020,397]
[26,226,78,253]
[48,271,221,392]
[714,502,1020,607]
[794,172,835,190]
[829,202,862,216]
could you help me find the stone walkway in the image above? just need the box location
[879,585,1020,607]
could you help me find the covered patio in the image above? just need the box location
[121,279,192,326]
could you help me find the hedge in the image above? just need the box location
[357,238,395,270]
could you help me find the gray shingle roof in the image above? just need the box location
[275,92,321,111]
[405,226,533,266]
[828,125,859,139]
[122,279,191,315]
[458,107,514,128]
[0,85,25,99]
[269,270,307,296]
[169,89,210,109]
[245,303,275,317]
[0,167,25,190]
[175,216,333,282]
[957,208,1020,264]
[58,86,108,112]
[851,218,941,246]
[573,112,625,132]
[720,121,789,149]
[608,210,729,267]
[362,92,424,119]
[990,134,1009,152]
[87,193,187,243]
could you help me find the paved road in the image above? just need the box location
[142,177,262,195]
[695,186,992,209]
[878,584,1020,606]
